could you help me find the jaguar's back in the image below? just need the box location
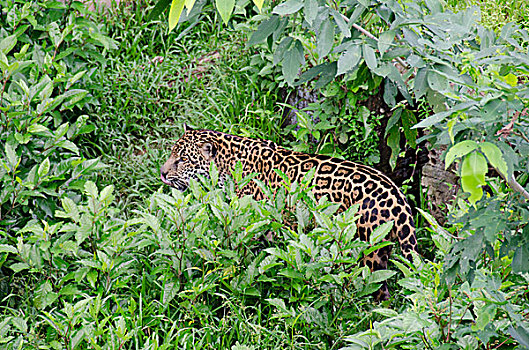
[161,127,418,299]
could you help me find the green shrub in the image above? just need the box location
[1,164,406,348]
[0,0,114,232]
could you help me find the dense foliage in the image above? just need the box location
[0,0,528,349]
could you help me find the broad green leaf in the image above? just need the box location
[38,158,50,178]
[427,69,448,92]
[10,262,29,273]
[378,30,394,54]
[445,140,478,168]
[248,15,280,46]
[337,45,361,75]
[282,41,304,86]
[503,73,517,87]
[385,108,401,137]
[0,35,17,55]
[370,221,393,245]
[168,0,186,31]
[163,282,178,305]
[185,0,196,13]
[304,0,318,26]
[27,124,51,135]
[370,270,396,284]
[0,244,18,254]
[480,142,507,177]
[5,142,18,170]
[372,308,398,317]
[252,0,264,11]
[512,246,529,273]
[85,181,99,199]
[272,0,303,15]
[461,151,487,205]
[57,140,79,155]
[216,0,235,25]
[316,19,334,59]
[273,36,293,65]
[147,0,172,20]
[99,185,115,203]
[508,326,529,348]
[387,126,400,170]
[401,110,417,148]
[413,67,428,98]
[363,44,377,70]
[61,197,80,222]
[331,9,351,37]
[473,304,496,331]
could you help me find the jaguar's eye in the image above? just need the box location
[181,157,188,162]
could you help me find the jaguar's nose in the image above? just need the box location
[160,169,172,186]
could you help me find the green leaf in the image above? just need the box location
[60,89,88,110]
[508,326,529,348]
[168,0,186,31]
[331,9,350,37]
[337,45,361,75]
[38,158,51,178]
[480,142,508,177]
[304,0,318,26]
[372,308,398,317]
[427,69,448,92]
[252,0,264,11]
[61,197,80,222]
[27,124,51,135]
[216,0,235,25]
[474,304,496,331]
[163,282,178,305]
[10,262,29,273]
[272,0,304,15]
[370,270,396,284]
[370,221,393,245]
[85,181,99,199]
[0,244,18,254]
[461,151,487,205]
[512,246,529,273]
[248,16,280,46]
[401,110,417,148]
[378,30,394,54]
[282,41,304,86]
[445,140,479,168]
[147,0,172,20]
[273,36,293,65]
[316,19,334,59]
[57,140,79,155]
[0,35,17,55]
[413,68,428,99]
[5,142,18,170]
[363,44,377,70]
[387,126,400,170]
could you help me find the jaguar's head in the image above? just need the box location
[160,125,217,191]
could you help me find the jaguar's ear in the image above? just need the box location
[183,123,193,133]
[200,142,216,161]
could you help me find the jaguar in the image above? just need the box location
[160,125,418,300]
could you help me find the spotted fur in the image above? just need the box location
[161,126,418,300]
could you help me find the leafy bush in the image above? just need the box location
[1,165,407,348]
[0,0,113,232]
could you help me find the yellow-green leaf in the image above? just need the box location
[216,0,235,25]
[168,0,186,31]
[252,0,264,11]
[504,73,517,87]
[480,142,508,177]
[185,0,196,14]
[445,140,478,169]
[461,151,487,206]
